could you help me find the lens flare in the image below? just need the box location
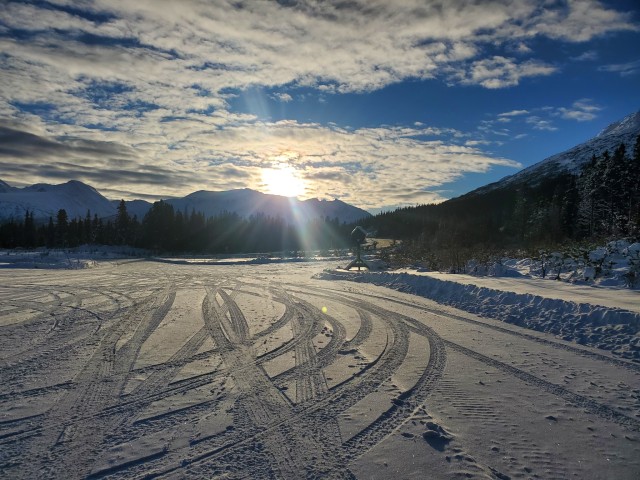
[261,164,305,198]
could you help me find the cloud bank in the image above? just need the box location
[0,0,636,208]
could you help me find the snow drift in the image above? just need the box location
[316,269,640,361]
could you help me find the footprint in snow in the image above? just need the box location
[422,422,453,451]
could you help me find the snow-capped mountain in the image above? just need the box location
[0,180,117,221]
[474,110,640,194]
[161,189,370,224]
[0,180,14,194]
[0,180,370,224]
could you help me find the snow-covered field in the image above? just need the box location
[1,259,639,479]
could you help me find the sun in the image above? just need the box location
[261,164,306,198]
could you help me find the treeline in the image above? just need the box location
[0,199,351,253]
[364,135,640,268]
[135,200,350,253]
[0,207,130,250]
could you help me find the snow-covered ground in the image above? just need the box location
[0,246,147,269]
[1,258,638,479]
[401,270,640,314]
[317,266,640,361]
[471,240,640,290]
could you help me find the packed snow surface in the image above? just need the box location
[1,258,638,479]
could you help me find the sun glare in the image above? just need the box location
[261,164,306,198]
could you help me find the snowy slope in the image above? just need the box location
[0,180,15,193]
[301,197,370,224]
[0,180,116,221]
[475,110,640,194]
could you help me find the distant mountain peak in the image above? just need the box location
[596,110,640,138]
[164,188,369,224]
[0,179,14,193]
[0,179,116,221]
[471,109,640,196]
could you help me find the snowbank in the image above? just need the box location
[315,269,640,361]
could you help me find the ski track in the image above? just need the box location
[0,264,638,479]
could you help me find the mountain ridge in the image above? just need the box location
[0,181,370,225]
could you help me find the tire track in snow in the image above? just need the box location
[1,287,176,479]
[329,287,640,373]
[0,287,135,372]
[442,339,640,432]
[358,295,640,432]
[1,278,447,479]
[121,287,338,478]
[164,287,420,475]
[185,286,351,479]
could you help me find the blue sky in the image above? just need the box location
[0,0,639,211]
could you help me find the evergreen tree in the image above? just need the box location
[55,209,69,247]
[606,144,627,234]
[629,135,640,235]
[560,176,579,239]
[46,217,55,248]
[24,210,36,248]
[115,200,130,245]
[141,201,175,251]
[84,210,93,244]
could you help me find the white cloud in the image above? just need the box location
[0,116,520,208]
[272,93,293,103]
[513,42,532,54]
[530,0,638,42]
[572,50,598,62]
[458,56,556,89]
[0,1,634,99]
[465,140,492,146]
[556,98,602,121]
[498,109,529,117]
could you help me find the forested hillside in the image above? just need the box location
[363,135,640,267]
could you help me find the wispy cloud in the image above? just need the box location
[599,59,640,77]
[556,98,602,121]
[526,116,558,131]
[572,50,598,62]
[498,109,529,117]
[480,99,602,141]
